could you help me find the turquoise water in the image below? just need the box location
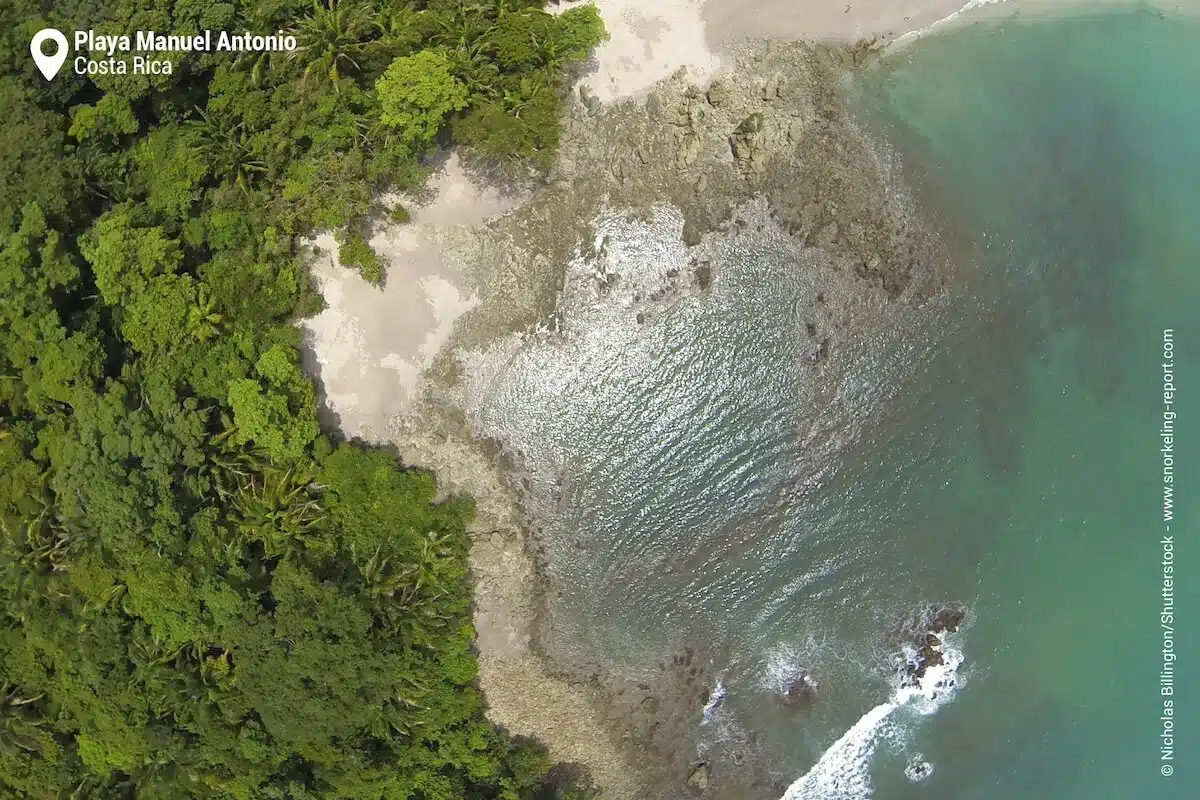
[462,7,1198,798]
[853,9,1199,798]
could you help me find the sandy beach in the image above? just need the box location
[299,0,1200,440]
[300,154,524,442]
[568,0,1196,104]
[558,0,980,103]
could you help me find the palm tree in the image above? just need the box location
[189,416,269,501]
[0,683,45,757]
[374,4,425,55]
[127,627,182,710]
[502,76,549,117]
[230,463,325,558]
[185,110,266,194]
[287,0,375,91]
[445,42,502,98]
[427,3,492,52]
[533,31,567,75]
[186,284,225,343]
[233,4,283,86]
[73,141,129,201]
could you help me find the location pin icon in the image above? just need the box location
[30,29,68,81]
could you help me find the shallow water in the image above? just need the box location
[461,8,1198,798]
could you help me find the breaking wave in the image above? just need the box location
[778,635,965,800]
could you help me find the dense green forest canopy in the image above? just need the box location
[0,1,604,797]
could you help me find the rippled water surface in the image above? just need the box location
[462,8,1199,798]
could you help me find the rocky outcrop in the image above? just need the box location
[389,403,642,800]
[730,112,767,175]
[579,84,604,117]
[898,604,967,688]
[548,40,948,306]
[930,606,967,635]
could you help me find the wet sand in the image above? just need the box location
[703,0,979,44]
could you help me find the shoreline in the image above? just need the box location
[564,0,1200,107]
[887,0,1200,50]
[389,401,644,799]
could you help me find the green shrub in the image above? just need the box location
[338,232,385,285]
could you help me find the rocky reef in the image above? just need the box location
[407,35,960,800]
[897,604,967,689]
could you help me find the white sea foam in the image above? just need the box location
[702,679,727,723]
[904,755,934,782]
[777,636,964,800]
[891,0,1012,47]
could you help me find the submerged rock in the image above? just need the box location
[905,757,935,782]
[930,606,966,634]
[687,762,711,791]
[781,672,819,713]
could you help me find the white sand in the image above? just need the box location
[556,0,722,103]
[300,154,524,442]
[560,0,984,104]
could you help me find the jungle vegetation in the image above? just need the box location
[0,0,605,797]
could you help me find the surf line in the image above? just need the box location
[889,0,1012,49]
[778,638,964,800]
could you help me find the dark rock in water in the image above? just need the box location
[687,762,711,792]
[929,606,966,634]
[781,672,818,713]
[905,758,935,782]
[898,604,967,688]
[694,262,713,290]
[734,112,765,136]
[912,639,944,679]
[809,338,831,365]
